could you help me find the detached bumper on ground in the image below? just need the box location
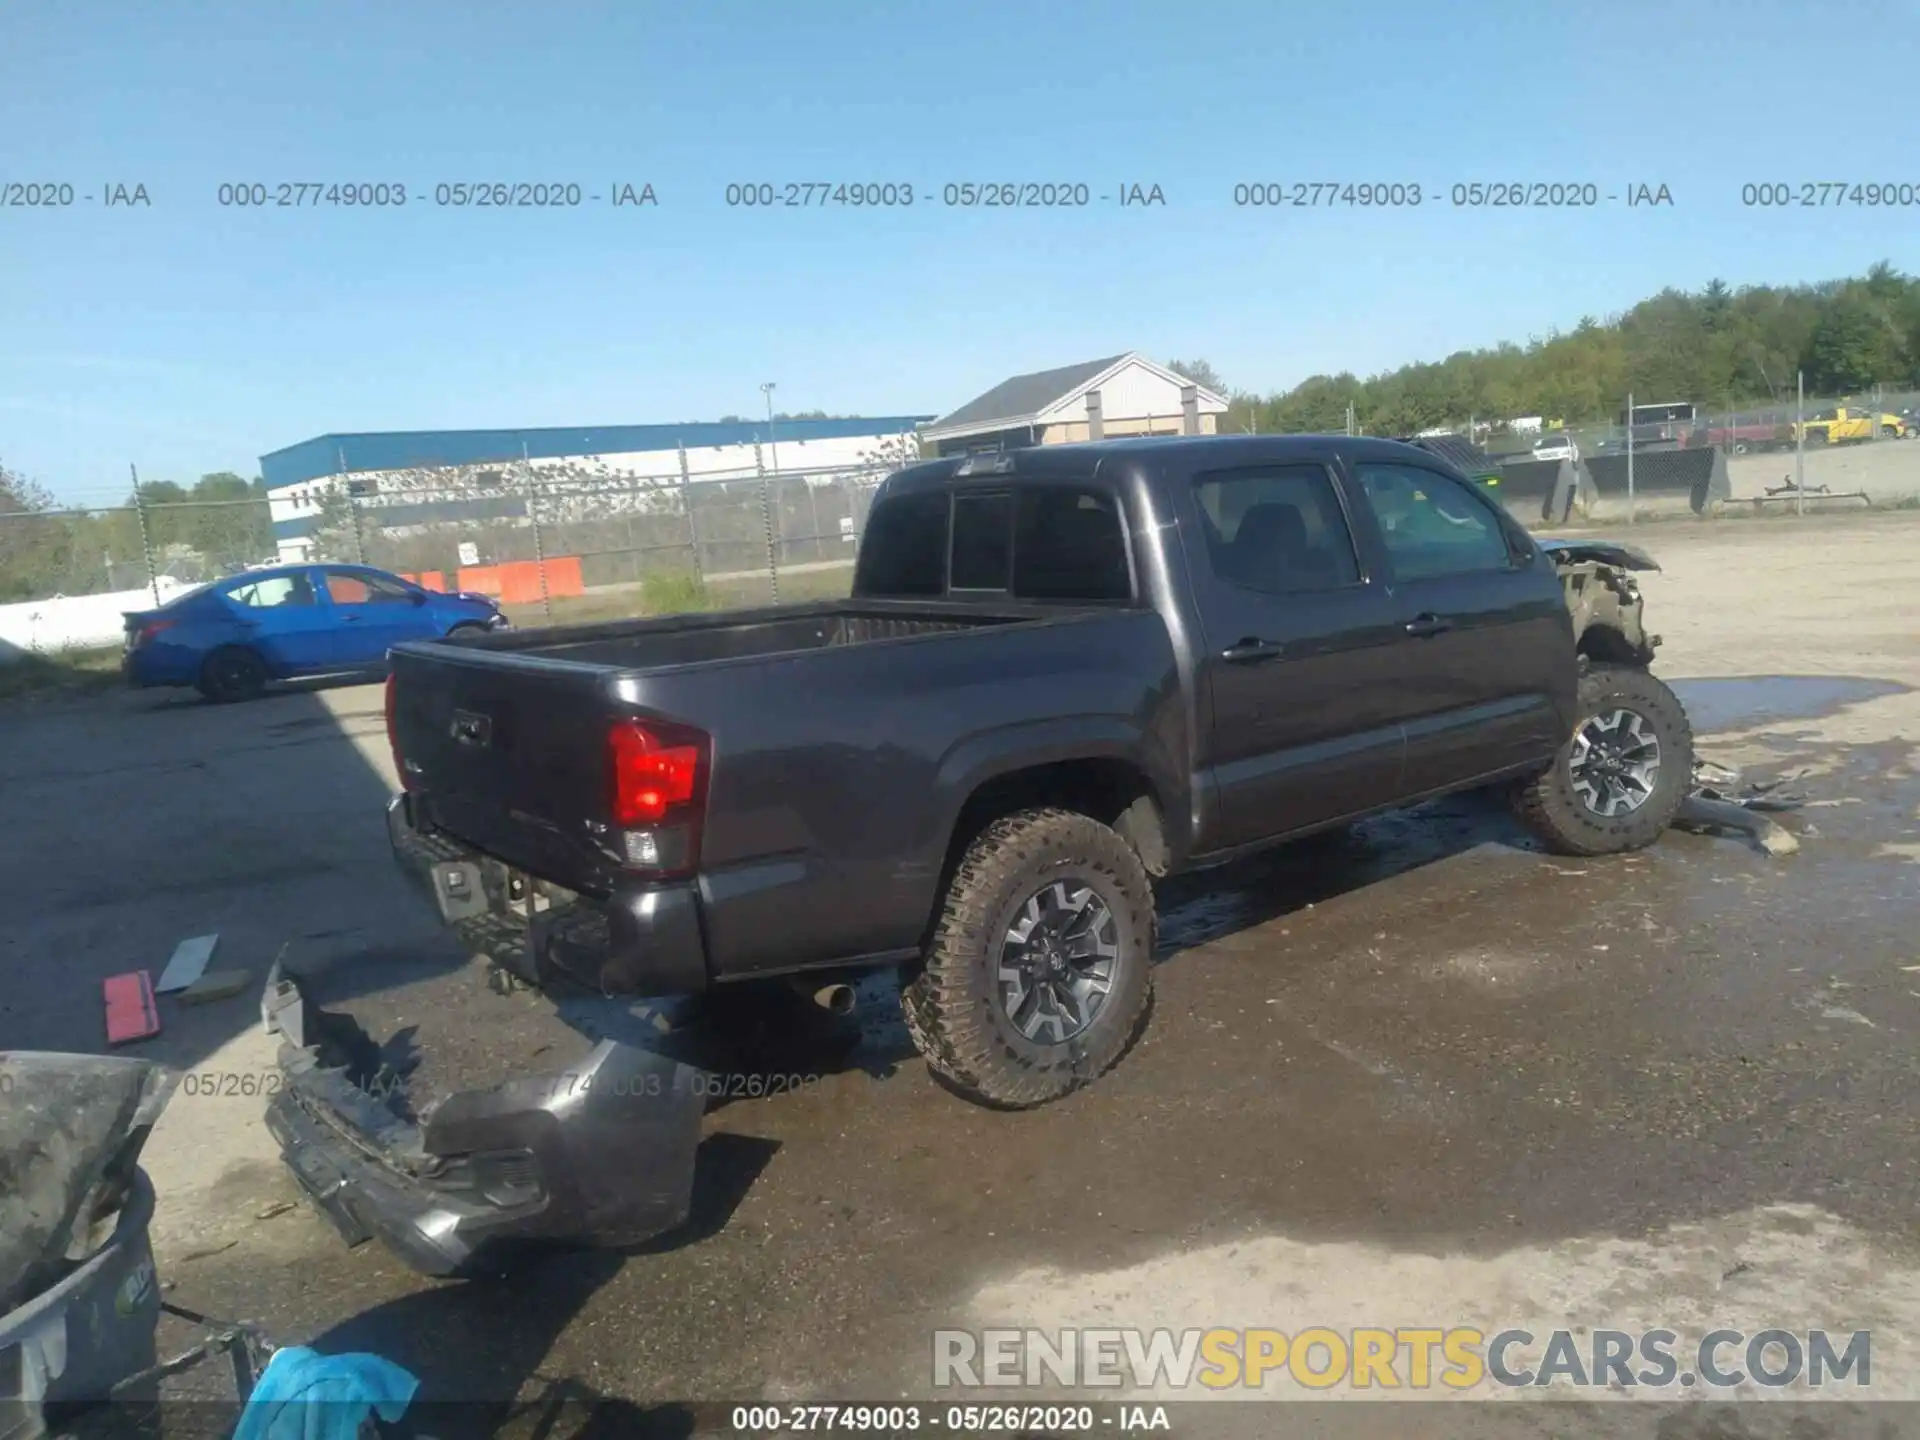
[260,962,707,1276]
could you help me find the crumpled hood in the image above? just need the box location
[0,1053,177,1315]
[1536,537,1661,572]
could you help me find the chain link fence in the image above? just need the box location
[0,456,893,658]
[329,455,889,623]
[8,383,1920,660]
[1367,383,1920,524]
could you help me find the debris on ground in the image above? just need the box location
[178,969,252,1005]
[103,971,161,1044]
[232,1345,418,1440]
[1673,757,1809,857]
[156,934,219,994]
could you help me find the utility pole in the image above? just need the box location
[1624,393,1635,525]
[524,440,551,620]
[130,464,160,606]
[761,383,779,474]
[1795,370,1806,517]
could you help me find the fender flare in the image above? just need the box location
[912,715,1185,871]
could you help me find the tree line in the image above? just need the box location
[0,468,273,602]
[1169,260,1920,438]
[7,263,1918,601]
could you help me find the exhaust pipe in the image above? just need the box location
[793,980,856,1015]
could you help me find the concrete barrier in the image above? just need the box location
[1490,459,1566,516]
[1490,458,1599,524]
[1583,447,1731,518]
[0,580,198,661]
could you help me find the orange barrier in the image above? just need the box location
[416,571,447,592]
[542,556,585,598]
[498,562,544,605]
[454,557,585,605]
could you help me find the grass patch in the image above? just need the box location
[640,570,713,615]
[0,645,124,703]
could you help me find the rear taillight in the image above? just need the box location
[132,619,175,648]
[385,671,411,789]
[607,716,709,876]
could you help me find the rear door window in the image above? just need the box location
[224,573,316,608]
[1192,465,1361,593]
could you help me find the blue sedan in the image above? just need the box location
[123,563,508,702]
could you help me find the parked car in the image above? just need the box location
[1530,432,1579,463]
[258,436,1704,1270]
[122,563,508,702]
[1788,407,1909,446]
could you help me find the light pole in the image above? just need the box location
[761,383,779,474]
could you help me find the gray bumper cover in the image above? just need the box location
[260,962,705,1276]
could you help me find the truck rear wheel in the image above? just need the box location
[1512,663,1693,856]
[902,808,1155,1109]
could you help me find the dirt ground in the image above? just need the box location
[4,509,1919,1437]
[1721,436,1920,506]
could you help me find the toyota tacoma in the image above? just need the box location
[267,434,1693,1268]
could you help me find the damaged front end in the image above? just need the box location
[1539,538,1662,667]
[259,962,706,1277]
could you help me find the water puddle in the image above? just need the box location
[1667,674,1907,733]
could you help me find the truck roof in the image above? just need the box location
[888,434,1469,491]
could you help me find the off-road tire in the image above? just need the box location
[901,808,1155,1109]
[197,645,269,703]
[1513,662,1694,856]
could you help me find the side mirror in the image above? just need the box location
[411,590,429,605]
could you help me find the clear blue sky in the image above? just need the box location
[4,0,1916,504]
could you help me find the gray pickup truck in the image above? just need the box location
[265,434,1692,1271]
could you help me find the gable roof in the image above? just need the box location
[927,354,1130,436]
[925,352,1232,441]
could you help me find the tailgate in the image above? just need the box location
[389,644,624,893]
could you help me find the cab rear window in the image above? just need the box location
[854,487,1132,602]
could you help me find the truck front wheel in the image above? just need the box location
[1512,663,1694,856]
[902,808,1155,1109]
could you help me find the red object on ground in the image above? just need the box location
[104,971,161,1045]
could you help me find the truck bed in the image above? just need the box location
[386,595,1177,985]
[447,598,1033,673]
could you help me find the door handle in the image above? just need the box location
[1220,637,1285,664]
[1404,613,1453,638]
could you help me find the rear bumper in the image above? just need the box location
[386,792,709,996]
[260,964,706,1276]
[121,648,184,689]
